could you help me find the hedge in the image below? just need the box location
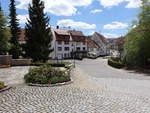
[108,58,124,69]
[31,62,72,68]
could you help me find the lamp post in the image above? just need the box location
[73,43,75,68]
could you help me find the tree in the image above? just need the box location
[0,5,11,55]
[9,0,21,59]
[25,0,53,62]
[124,0,150,67]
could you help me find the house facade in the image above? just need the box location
[107,36,124,57]
[18,28,87,59]
[51,28,87,59]
[91,32,110,55]
[86,36,101,56]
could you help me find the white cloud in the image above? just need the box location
[90,9,103,14]
[87,31,95,35]
[57,19,96,29]
[16,0,93,16]
[17,14,29,24]
[102,33,120,38]
[103,21,128,30]
[99,0,142,8]
[125,0,142,8]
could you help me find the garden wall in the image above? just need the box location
[0,55,12,66]
[0,55,31,66]
[11,59,32,66]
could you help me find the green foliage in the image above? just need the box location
[124,0,150,67]
[31,62,72,68]
[25,0,53,62]
[108,57,124,69]
[0,9,11,55]
[24,65,71,84]
[9,0,21,59]
[0,81,5,89]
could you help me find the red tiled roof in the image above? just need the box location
[18,29,26,41]
[87,37,100,48]
[54,29,70,35]
[69,30,84,36]
[69,30,86,42]
[107,36,124,45]
[53,28,70,41]
[55,34,70,41]
[94,32,108,44]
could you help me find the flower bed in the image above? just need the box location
[24,65,71,85]
[31,62,73,69]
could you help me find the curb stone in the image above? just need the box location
[0,86,12,92]
[28,80,73,87]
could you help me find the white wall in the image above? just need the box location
[50,28,87,59]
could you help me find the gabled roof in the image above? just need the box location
[107,36,124,45]
[69,30,84,36]
[53,28,70,36]
[69,30,86,42]
[87,37,100,48]
[93,32,108,44]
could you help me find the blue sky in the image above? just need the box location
[1,0,141,38]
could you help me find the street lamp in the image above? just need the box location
[73,43,75,68]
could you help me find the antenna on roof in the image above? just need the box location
[62,26,72,30]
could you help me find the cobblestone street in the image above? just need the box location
[1,58,150,113]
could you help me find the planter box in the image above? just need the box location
[11,59,32,66]
[0,55,12,66]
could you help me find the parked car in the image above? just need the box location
[87,52,98,59]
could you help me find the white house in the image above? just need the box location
[91,32,109,55]
[86,36,101,56]
[51,28,87,59]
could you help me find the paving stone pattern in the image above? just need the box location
[1,86,150,113]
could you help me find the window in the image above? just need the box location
[83,47,86,51]
[64,53,67,58]
[58,47,62,51]
[76,42,80,46]
[76,47,80,51]
[83,42,85,45]
[64,47,69,51]
[58,41,62,45]
[64,41,69,45]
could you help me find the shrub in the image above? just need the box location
[31,62,72,68]
[108,58,124,69]
[24,65,71,84]
[0,82,5,89]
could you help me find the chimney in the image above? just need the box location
[56,26,59,29]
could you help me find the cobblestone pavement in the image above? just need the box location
[1,86,150,113]
[1,58,150,113]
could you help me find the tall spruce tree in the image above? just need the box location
[25,0,52,62]
[0,4,11,55]
[9,0,20,59]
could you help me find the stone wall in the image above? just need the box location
[11,59,32,66]
[0,55,31,66]
[0,55,12,66]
